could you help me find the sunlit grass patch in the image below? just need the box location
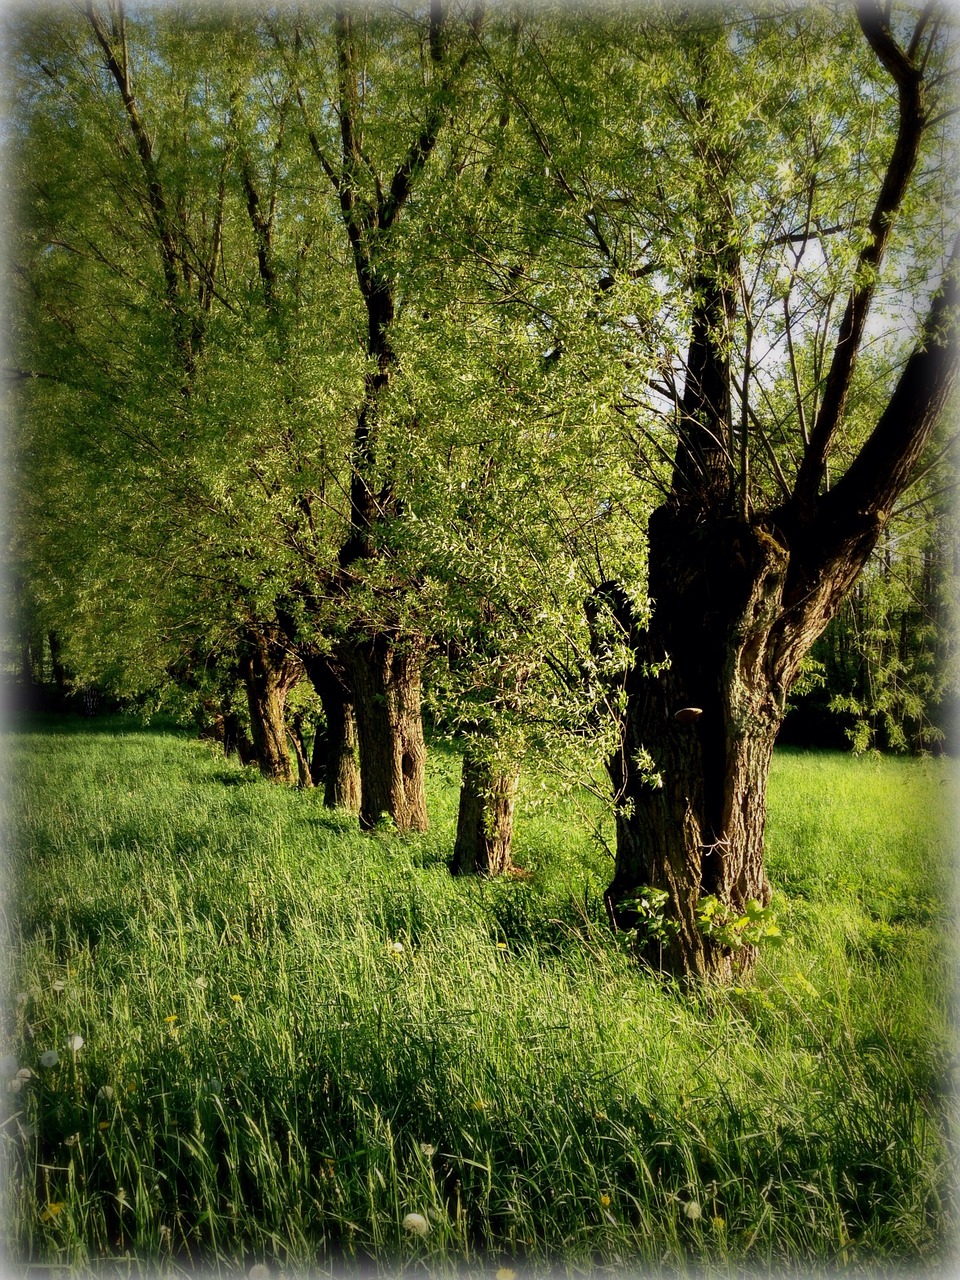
[1,717,955,1276]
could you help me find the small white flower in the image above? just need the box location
[683,1199,702,1221]
[39,1050,59,1068]
[402,1212,430,1236]
[0,1054,19,1077]
[65,1034,84,1052]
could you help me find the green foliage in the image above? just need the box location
[696,895,783,952]
[8,2,957,756]
[619,886,677,948]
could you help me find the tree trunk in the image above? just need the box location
[345,635,428,833]
[288,711,314,790]
[224,710,256,766]
[603,508,791,982]
[301,652,361,813]
[451,747,519,876]
[240,632,300,784]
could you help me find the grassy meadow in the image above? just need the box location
[1,717,957,1277]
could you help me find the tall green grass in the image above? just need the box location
[1,718,956,1277]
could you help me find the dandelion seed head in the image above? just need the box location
[51,981,65,994]
[402,1212,430,1236]
[97,1085,114,1101]
[390,941,404,953]
[419,1142,435,1157]
[683,1199,702,1220]
[39,1050,59,1068]
[65,1034,84,1052]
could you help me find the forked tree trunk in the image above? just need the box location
[451,746,520,876]
[241,632,301,784]
[301,652,361,813]
[599,8,959,984]
[345,636,428,832]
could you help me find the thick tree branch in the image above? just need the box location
[790,1,929,512]
[821,233,960,540]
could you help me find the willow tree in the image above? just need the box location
[10,6,364,788]
[253,4,488,831]
[585,2,960,979]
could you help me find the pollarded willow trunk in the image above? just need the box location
[604,508,792,981]
[346,636,428,833]
[301,652,361,813]
[241,632,301,785]
[451,747,520,876]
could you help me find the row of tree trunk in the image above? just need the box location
[213,624,516,878]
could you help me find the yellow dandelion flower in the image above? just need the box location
[98,1121,110,1131]
[164,1015,178,1024]
[41,1203,64,1222]
[230,994,243,1003]
[711,1216,725,1231]
[600,1194,611,1207]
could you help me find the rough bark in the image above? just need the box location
[345,636,428,832]
[451,747,520,877]
[601,511,789,980]
[240,631,301,784]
